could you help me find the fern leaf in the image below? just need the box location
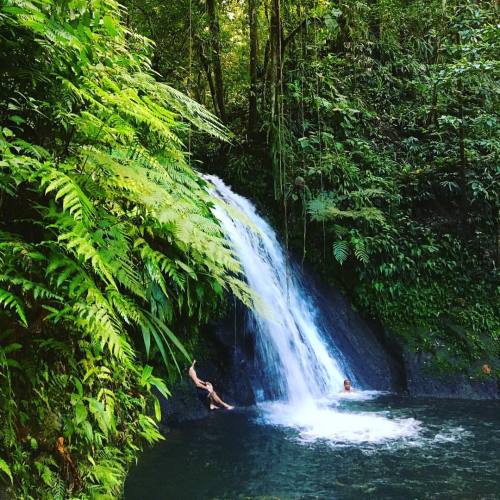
[0,287,28,326]
[352,237,369,264]
[332,240,350,265]
[39,166,94,222]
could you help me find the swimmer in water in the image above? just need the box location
[343,378,352,393]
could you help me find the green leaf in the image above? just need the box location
[9,115,25,125]
[332,240,350,265]
[82,421,93,442]
[0,288,28,326]
[0,458,12,483]
[154,398,161,422]
[140,365,153,385]
[75,401,88,425]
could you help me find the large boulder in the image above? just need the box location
[156,379,209,426]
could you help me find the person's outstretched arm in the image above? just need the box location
[188,360,208,389]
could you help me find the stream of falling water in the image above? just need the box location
[207,175,420,444]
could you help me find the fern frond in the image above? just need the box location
[332,240,350,265]
[74,288,133,361]
[0,287,28,326]
[352,237,369,264]
[0,457,13,484]
[39,166,95,222]
[0,274,62,301]
[57,221,117,287]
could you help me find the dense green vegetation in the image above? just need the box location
[0,0,251,497]
[0,0,498,497]
[126,0,498,369]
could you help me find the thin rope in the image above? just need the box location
[276,0,290,302]
[188,0,193,167]
[313,0,326,261]
[299,0,307,269]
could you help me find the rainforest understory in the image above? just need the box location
[0,0,498,497]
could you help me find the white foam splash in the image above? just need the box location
[334,390,386,402]
[433,426,472,443]
[258,398,421,445]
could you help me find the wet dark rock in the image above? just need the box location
[207,319,257,407]
[157,380,209,426]
[304,272,406,393]
[403,350,499,400]
[299,266,499,400]
[159,266,498,424]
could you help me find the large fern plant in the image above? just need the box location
[0,1,249,497]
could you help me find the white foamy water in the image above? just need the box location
[433,426,472,443]
[206,175,421,444]
[258,399,421,444]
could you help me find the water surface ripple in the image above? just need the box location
[125,396,500,499]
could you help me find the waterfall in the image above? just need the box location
[206,175,421,444]
[206,175,355,404]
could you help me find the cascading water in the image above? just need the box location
[207,174,354,403]
[207,175,420,443]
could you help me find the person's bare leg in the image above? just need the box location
[209,390,234,410]
[207,392,220,410]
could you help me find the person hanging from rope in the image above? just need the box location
[188,360,234,410]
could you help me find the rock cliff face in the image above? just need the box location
[159,272,498,426]
[403,350,499,399]
[303,274,406,392]
[300,270,498,401]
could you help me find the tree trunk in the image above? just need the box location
[206,0,225,120]
[195,37,218,114]
[269,0,282,123]
[248,0,259,138]
[457,80,469,239]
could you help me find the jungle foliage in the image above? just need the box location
[125,0,499,373]
[0,0,250,497]
[1,0,499,497]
